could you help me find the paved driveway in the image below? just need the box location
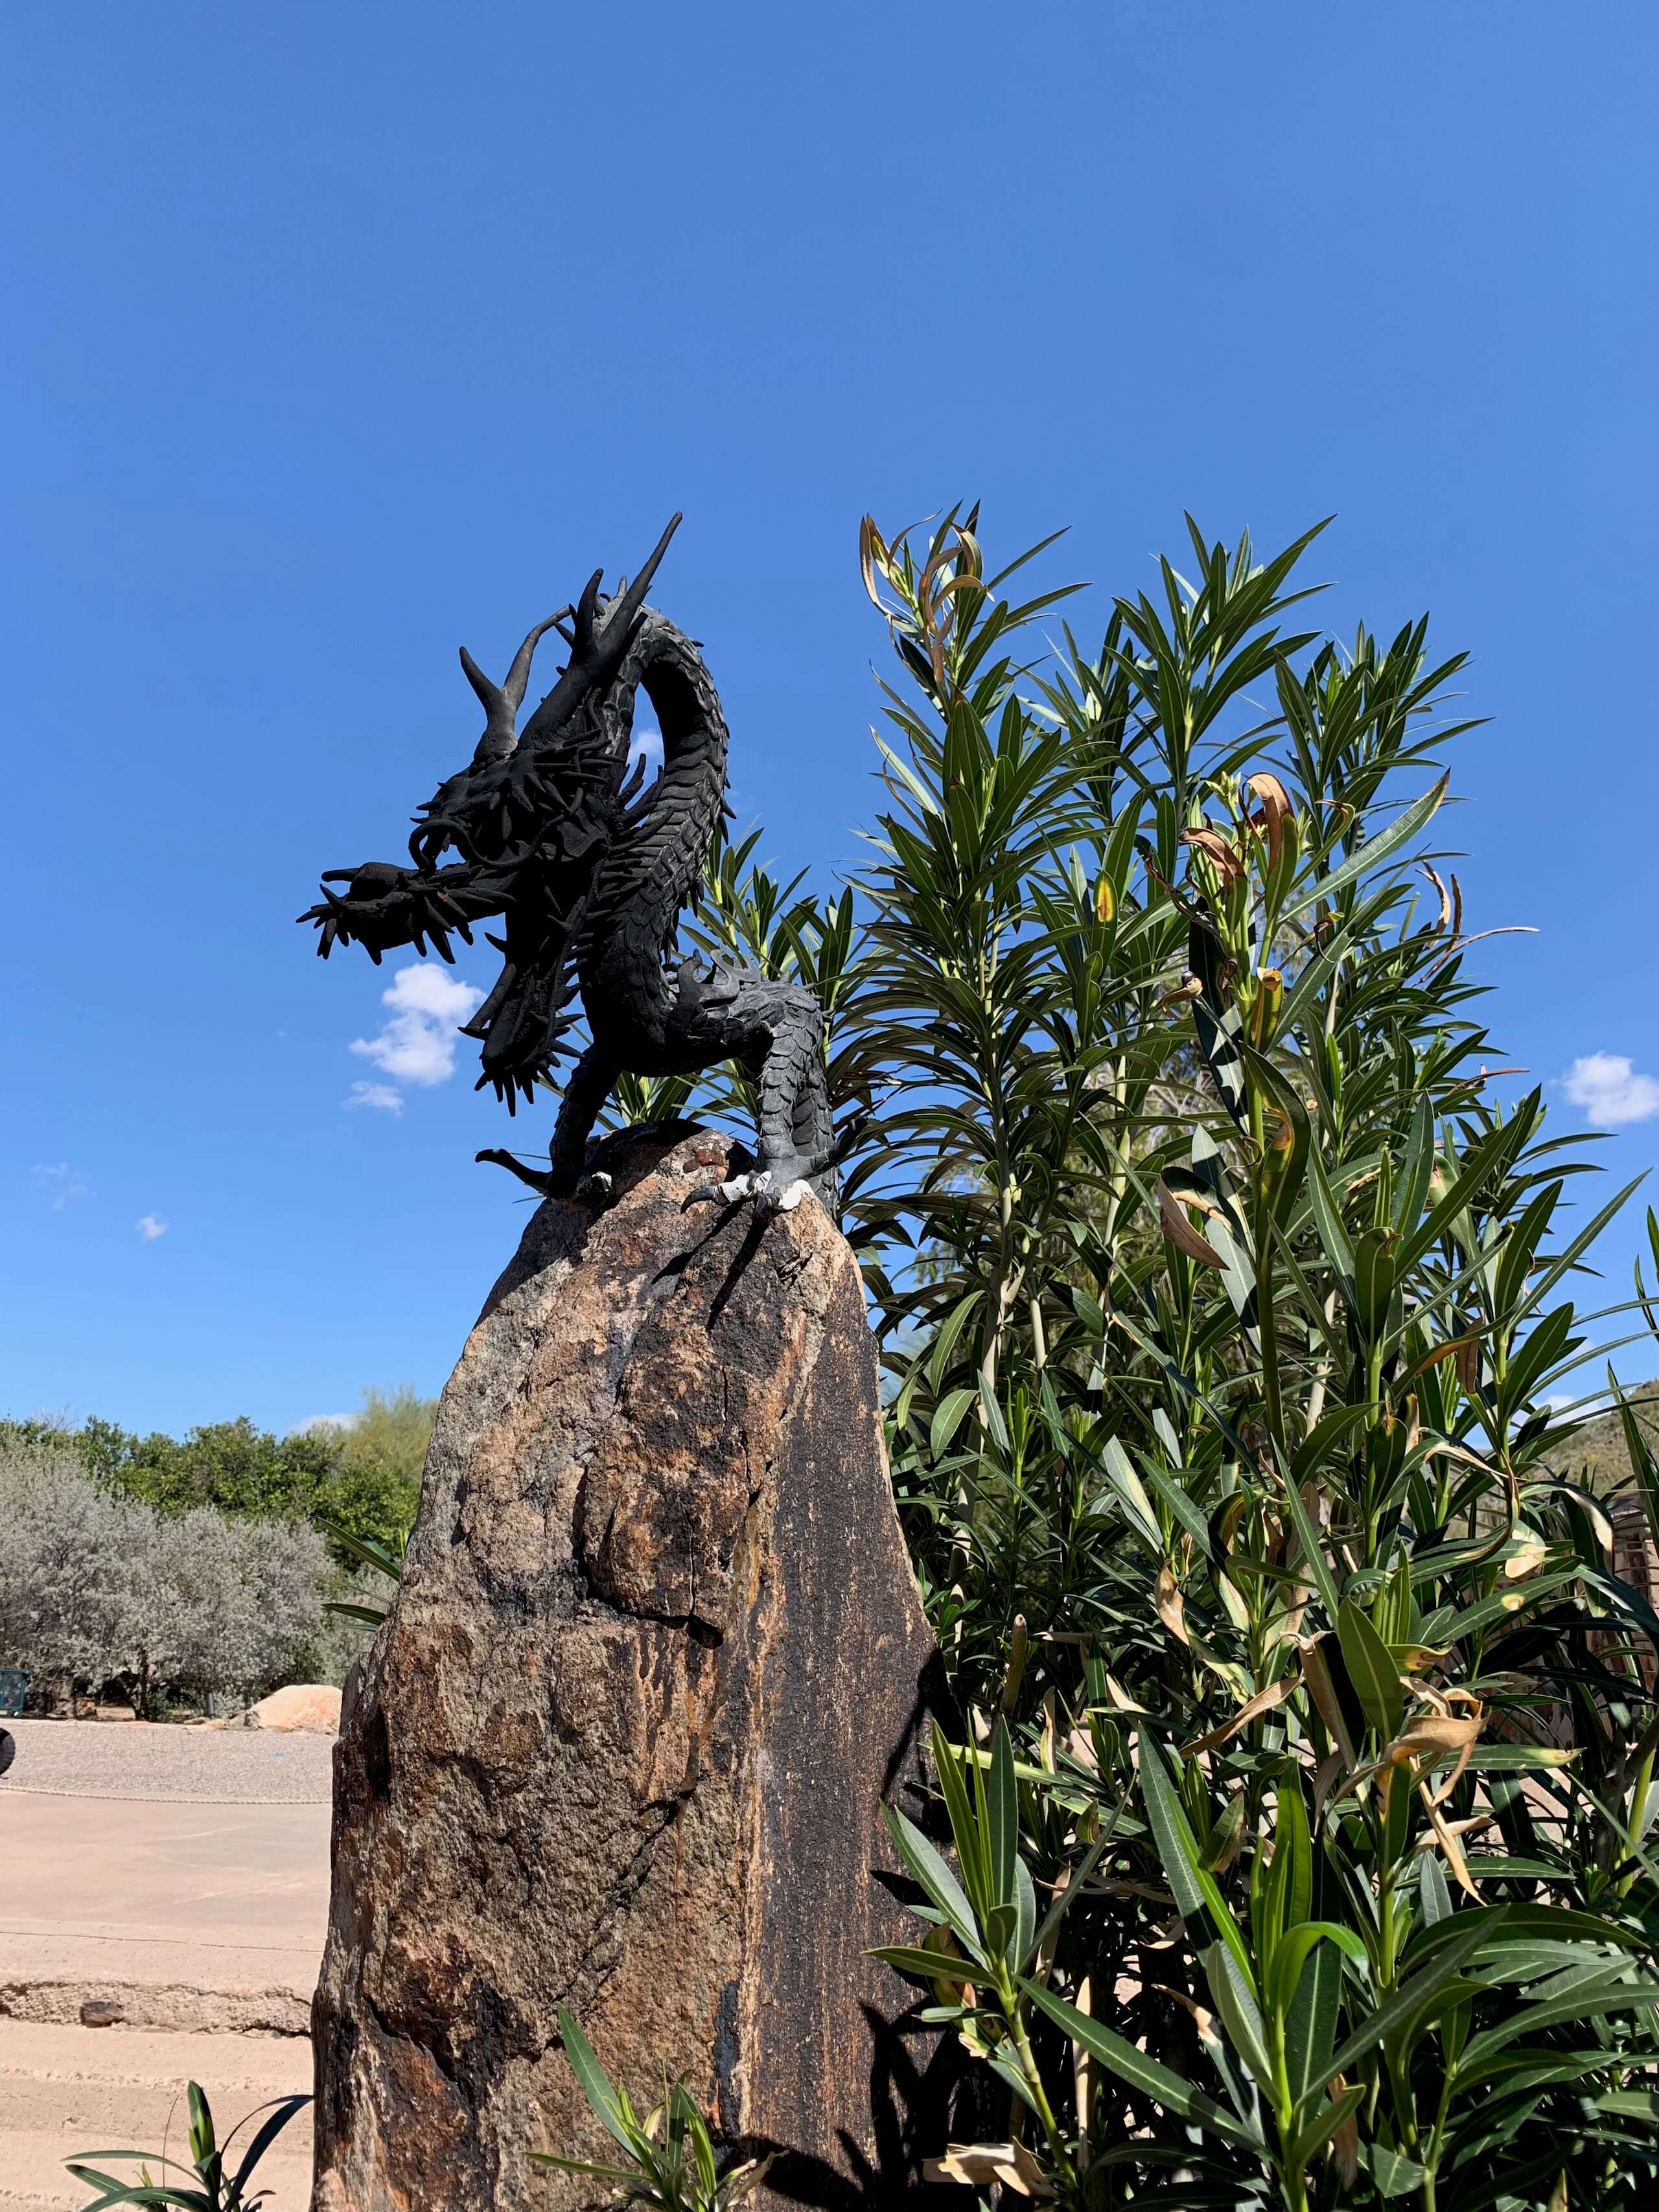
[0,1718,332,2031]
[0,1720,332,2211]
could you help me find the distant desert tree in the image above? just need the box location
[38,1383,437,1562]
[0,1440,336,1715]
[112,1507,331,1718]
[0,1439,132,1705]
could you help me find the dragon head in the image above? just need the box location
[301,516,687,1100]
[407,513,684,873]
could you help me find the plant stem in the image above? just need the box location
[999,1978,1074,2194]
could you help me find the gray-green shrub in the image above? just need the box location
[0,1441,351,1714]
[0,1440,133,1703]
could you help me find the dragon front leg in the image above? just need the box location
[478,1043,620,1200]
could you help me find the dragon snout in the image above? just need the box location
[332,861,406,897]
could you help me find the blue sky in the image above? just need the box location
[5,3,1656,1435]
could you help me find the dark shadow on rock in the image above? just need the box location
[881,1650,960,1812]
[754,2006,991,2207]
[707,1206,771,1324]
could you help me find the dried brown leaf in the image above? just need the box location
[857,514,887,608]
[1419,860,1453,934]
[1386,1709,1484,1808]
[1180,824,1246,886]
[1103,1673,1148,1714]
[717,2154,776,2206]
[1502,1533,1549,1582]
[1247,771,1294,870]
[1155,1564,1190,1645]
[923,2140,1056,2197]
[1157,1177,1227,1269]
[1311,1748,1348,1824]
[1420,1782,1481,1898]
[1152,1982,1222,2051]
[1180,1672,1296,1758]
[1301,1635,1358,1772]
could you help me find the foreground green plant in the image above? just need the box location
[67,2080,309,2211]
[529,2009,772,2210]
[320,1517,410,1629]
[872,1717,1117,2200]
[837,513,1659,2207]
[888,1706,1659,2209]
[629,509,1659,2206]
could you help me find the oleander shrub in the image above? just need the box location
[673,511,1659,2207]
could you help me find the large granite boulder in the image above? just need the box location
[311,1123,958,2211]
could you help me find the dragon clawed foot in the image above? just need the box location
[476,1151,614,1204]
[476,1147,555,1195]
[686,1168,813,1217]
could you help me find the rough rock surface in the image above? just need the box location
[230,1685,343,1734]
[311,1124,960,2211]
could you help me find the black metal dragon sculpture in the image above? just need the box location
[301,517,841,1215]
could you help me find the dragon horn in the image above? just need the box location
[597,514,682,647]
[516,518,684,745]
[501,616,563,713]
[459,612,561,753]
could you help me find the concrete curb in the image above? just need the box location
[1,1980,311,2036]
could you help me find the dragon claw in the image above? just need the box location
[687,1173,756,1209]
[686,1169,813,1217]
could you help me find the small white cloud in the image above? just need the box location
[350,961,484,1088]
[1562,1052,1659,1127]
[345,1080,405,1113]
[627,723,663,783]
[136,1214,168,1241]
[34,1162,89,1209]
[294,1412,358,1435]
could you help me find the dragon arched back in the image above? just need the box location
[302,516,841,1215]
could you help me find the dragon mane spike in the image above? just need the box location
[516,518,683,747]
